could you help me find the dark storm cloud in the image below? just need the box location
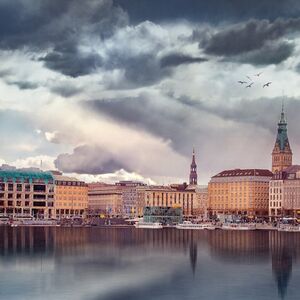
[40,45,102,77]
[201,18,300,56]
[229,41,294,65]
[0,0,128,77]
[55,145,131,174]
[0,0,128,48]
[112,54,170,88]
[114,0,300,24]
[196,18,300,65]
[160,53,208,68]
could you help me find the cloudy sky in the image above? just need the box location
[0,0,300,184]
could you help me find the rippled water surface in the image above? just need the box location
[0,227,299,300]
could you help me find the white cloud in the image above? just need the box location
[70,169,156,185]
[10,155,56,170]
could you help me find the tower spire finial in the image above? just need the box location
[280,98,286,124]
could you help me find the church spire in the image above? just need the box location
[272,101,292,173]
[189,148,197,185]
[280,99,286,124]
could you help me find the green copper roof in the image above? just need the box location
[0,170,54,183]
[276,105,289,151]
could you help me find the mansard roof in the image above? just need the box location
[212,168,273,178]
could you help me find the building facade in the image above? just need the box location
[208,169,273,218]
[193,185,208,218]
[0,168,55,219]
[269,165,300,220]
[87,183,123,217]
[53,173,88,219]
[142,183,195,217]
[269,172,284,220]
[272,104,293,173]
[116,181,146,217]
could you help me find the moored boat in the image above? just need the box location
[176,221,215,230]
[278,225,300,232]
[10,220,59,227]
[221,223,256,231]
[134,222,163,229]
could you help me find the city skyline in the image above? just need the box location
[1,1,300,185]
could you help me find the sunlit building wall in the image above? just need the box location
[54,173,88,219]
[142,184,195,217]
[194,186,208,218]
[87,183,123,217]
[269,165,300,219]
[208,169,273,217]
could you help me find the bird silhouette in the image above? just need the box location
[246,82,254,88]
[238,81,247,84]
[254,72,263,77]
[263,82,272,88]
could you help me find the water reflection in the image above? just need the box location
[0,227,299,299]
[269,232,300,300]
[189,241,197,276]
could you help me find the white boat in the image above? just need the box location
[278,225,300,232]
[24,220,58,226]
[134,222,163,229]
[221,223,256,231]
[176,221,215,230]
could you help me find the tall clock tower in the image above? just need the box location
[272,103,292,173]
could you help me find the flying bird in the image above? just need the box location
[263,82,272,88]
[254,72,263,77]
[238,80,247,84]
[246,82,254,88]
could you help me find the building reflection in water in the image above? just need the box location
[189,241,197,276]
[269,231,300,300]
[0,227,299,297]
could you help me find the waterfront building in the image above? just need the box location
[269,165,300,220]
[272,104,293,173]
[142,183,195,217]
[0,167,55,219]
[53,172,88,219]
[87,183,123,217]
[208,169,273,218]
[116,181,146,217]
[269,172,284,220]
[87,181,146,218]
[193,185,208,218]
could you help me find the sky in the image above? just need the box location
[0,0,300,185]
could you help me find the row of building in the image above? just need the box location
[85,104,300,221]
[0,103,299,221]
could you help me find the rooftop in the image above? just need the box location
[282,165,300,174]
[213,169,273,178]
[0,169,54,182]
[53,174,82,183]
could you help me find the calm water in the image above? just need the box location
[0,227,299,300]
